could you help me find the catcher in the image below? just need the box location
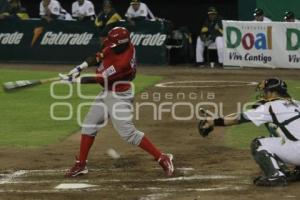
[198,78,300,187]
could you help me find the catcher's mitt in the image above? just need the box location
[198,109,214,137]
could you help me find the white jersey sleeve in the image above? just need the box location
[86,1,95,16]
[243,104,272,126]
[71,2,78,17]
[125,6,133,18]
[138,3,149,18]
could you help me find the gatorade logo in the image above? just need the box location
[130,33,167,46]
[40,32,93,45]
[0,32,23,45]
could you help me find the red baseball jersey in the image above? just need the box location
[95,43,136,92]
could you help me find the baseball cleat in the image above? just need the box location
[158,153,174,176]
[65,157,88,178]
[253,176,287,187]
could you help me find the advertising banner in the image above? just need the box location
[0,20,169,65]
[223,21,300,69]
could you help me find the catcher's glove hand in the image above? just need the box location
[198,108,214,137]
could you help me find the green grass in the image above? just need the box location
[225,80,300,150]
[0,69,162,148]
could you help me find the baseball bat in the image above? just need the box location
[2,76,61,92]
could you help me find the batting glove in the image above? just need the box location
[59,73,80,83]
[68,61,89,79]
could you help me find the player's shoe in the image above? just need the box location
[253,176,287,187]
[65,157,88,178]
[157,153,174,176]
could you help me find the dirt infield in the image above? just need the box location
[1,65,300,200]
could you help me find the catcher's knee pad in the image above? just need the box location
[120,129,145,146]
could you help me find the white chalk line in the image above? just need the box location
[0,171,26,184]
[155,80,258,88]
[0,169,242,184]
[2,174,240,185]
[139,193,171,200]
[0,186,244,194]
[0,168,247,194]
[156,175,238,181]
[0,167,196,181]
[0,167,194,177]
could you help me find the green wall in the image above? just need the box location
[238,0,257,21]
[239,0,300,21]
[257,0,300,21]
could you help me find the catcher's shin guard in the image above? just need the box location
[251,138,285,178]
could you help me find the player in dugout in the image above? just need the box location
[95,0,122,28]
[125,0,156,26]
[0,0,28,20]
[253,8,272,22]
[72,0,95,21]
[195,6,224,67]
[283,11,299,22]
[40,0,72,22]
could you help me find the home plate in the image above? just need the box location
[55,183,97,189]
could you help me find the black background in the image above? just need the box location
[22,0,238,34]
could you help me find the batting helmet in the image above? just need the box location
[107,27,130,48]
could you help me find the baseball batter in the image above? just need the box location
[60,27,174,177]
[198,78,300,186]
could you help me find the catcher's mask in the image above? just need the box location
[256,78,290,100]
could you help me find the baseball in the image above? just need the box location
[106,148,121,159]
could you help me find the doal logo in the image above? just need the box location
[31,27,93,46]
[226,26,272,50]
[287,28,300,50]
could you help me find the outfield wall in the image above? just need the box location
[0,20,170,65]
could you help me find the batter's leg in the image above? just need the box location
[106,91,174,176]
[65,95,108,177]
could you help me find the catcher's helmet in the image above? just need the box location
[256,78,290,99]
[284,11,295,21]
[107,27,130,48]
